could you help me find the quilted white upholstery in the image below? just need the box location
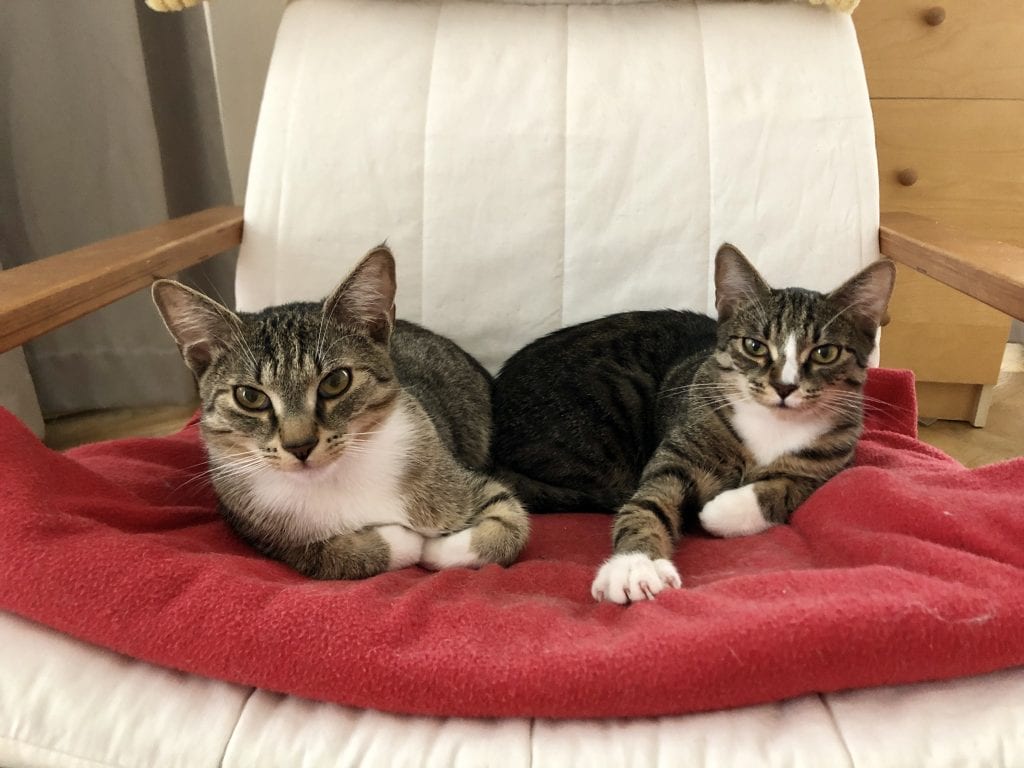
[237,0,879,372]
[3,613,1024,768]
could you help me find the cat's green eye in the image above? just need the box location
[233,385,270,411]
[741,338,769,358]
[811,344,842,365]
[318,368,352,399]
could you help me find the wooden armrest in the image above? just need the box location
[0,205,243,353]
[879,212,1024,322]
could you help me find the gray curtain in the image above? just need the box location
[0,0,235,420]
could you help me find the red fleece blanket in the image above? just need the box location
[2,369,1023,719]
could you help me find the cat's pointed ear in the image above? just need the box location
[715,243,771,321]
[152,279,239,377]
[324,244,397,344]
[827,259,896,334]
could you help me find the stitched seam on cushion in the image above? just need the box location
[694,2,714,314]
[420,3,442,329]
[840,10,875,268]
[273,13,310,307]
[560,4,569,330]
[217,687,260,768]
[819,694,858,767]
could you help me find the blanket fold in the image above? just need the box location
[2,368,1023,719]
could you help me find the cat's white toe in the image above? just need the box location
[421,529,484,571]
[591,553,682,604]
[699,485,774,538]
[376,525,426,570]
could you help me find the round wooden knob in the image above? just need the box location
[897,168,919,187]
[923,6,946,26]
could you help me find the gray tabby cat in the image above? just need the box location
[152,246,529,579]
[492,245,895,603]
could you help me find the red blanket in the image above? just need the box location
[2,369,1023,719]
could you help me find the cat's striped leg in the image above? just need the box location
[699,474,822,538]
[592,440,707,604]
[281,525,424,580]
[421,477,530,570]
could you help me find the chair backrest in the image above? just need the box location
[237,0,878,372]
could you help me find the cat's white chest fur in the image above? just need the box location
[728,400,831,466]
[247,406,413,542]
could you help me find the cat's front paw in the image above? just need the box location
[420,529,483,571]
[375,525,426,570]
[591,553,681,604]
[699,485,774,538]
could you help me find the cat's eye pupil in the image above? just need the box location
[812,345,841,364]
[742,338,767,357]
[233,386,269,411]
[318,368,352,398]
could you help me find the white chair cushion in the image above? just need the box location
[237,0,878,372]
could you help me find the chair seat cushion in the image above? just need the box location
[2,369,1024,719]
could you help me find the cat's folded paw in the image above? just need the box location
[420,529,483,571]
[375,525,426,570]
[699,485,774,538]
[591,553,682,604]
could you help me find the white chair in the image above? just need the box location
[2,0,1023,765]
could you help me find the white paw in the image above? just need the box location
[699,485,774,538]
[376,525,425,570]
[591,553,682,604]
[420,529,484,571]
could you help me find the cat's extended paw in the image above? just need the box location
[591,553,681,604]
[420,529,484,571]
[699,485,774,538]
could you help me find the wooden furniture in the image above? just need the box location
[855,0,1024,425]
[0,207,242,354]
[1,208,1020,353]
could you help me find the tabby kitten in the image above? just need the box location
[492,245,895,603]
[153,246,529,579]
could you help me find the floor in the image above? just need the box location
[916,343,1024,467]
[44,345,1024,465]
[44,404,199,451]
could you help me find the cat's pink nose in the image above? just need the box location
[283,440,318,462]
[772,382,798,401]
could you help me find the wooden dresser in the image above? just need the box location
[854,0,1022,426]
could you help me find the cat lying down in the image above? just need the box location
[492,244,894,603]
[152,246,529,580]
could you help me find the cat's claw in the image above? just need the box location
[591,553,681,604]
[699,484,775,538]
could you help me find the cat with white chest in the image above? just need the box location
[492,245,895,603]
[153,246,529,579]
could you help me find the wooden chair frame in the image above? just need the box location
[0,206,1021,355]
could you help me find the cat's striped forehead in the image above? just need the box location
[727,287,858,346]
[231,301,377,387]
[247,303,322,381]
